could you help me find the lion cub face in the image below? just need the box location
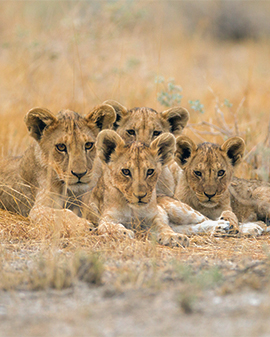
[96,130,175,207]
[24,105,116,192]
[103,100,189,145]
[175,135,245,208]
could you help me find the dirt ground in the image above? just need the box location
[1,282,270,337]
[1,234,270,337]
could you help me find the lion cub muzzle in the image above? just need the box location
[200,191,218,207]
[131,178,149,205]
[204,192,216,200]
[68,167,90,189]
[71,170,87,179]
[195,184,220,207]
[133,192,148,204]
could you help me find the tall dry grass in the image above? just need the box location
[0,1,270,291]
[1,2,270,151]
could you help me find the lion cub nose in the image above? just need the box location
[204,192,216,200]
[71,170,87,179]
[134,192,147,202]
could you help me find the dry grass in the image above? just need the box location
[0,1,270,298]
[0,207,270,294]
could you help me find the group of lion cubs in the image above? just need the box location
[0,100,269,247]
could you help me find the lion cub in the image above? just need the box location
[174,135,268,235]
[103,100,189,197]
[87,130,189,247]
[0,104,115,230]
[103,100,231,235]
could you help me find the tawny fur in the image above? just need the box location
[174,135,269,234]
[0,104,116,230]
[86,130,189,248]
[103,101,234,236]
[230,177,270,224]
[104,100,189,197]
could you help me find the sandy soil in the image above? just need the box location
[1,282,270,337]
[1,239,270,337]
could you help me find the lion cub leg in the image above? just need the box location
[29,205,95,237]
[97,215,135,239]
[29,188,95,234]
[152,206,189,247]
[157,195,207,225]
[219,210,239,234]
[218,210,266,236]
[157,196,231,235]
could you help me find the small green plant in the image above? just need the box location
[172,260,223,313]
[172,260,222,289]
[155,76,183,107]
[188,99,205,113]
[224,98,233,108]
[196,267,223,289]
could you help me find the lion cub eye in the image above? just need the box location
[85,142,94,151]
[218,170,225,177]
[122,169,131,176]
[147,169,155,176]
[194,171,202,177]
[127,129,135,136]
[153,131,161,137]
[56,143,67,152]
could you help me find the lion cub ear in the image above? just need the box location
[96,130,125,164]
[161,107,189,136]
[24,107,57,142]
[221,137,245,167]
[175,135,197,168]
[86,104,116,132]
[102,100,128,129]
[150,133,176,166]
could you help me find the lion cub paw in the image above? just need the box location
[239,221,266,236]
[212,220,230,235]
[157,232,189,248]
[78,218,96,232]
[98,223,135,239]
[115,226,135,239]
[219,210,239,234]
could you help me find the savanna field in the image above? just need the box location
[1,2,270,336]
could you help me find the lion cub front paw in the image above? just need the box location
[77,218,96,231]
[115,226,135,239]
[219,210,239,234]
[157,232,189,248]
[98,223,135,239]
[239,221,267,236]
[212,220,230,235]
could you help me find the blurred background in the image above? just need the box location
[0,0,270,179]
